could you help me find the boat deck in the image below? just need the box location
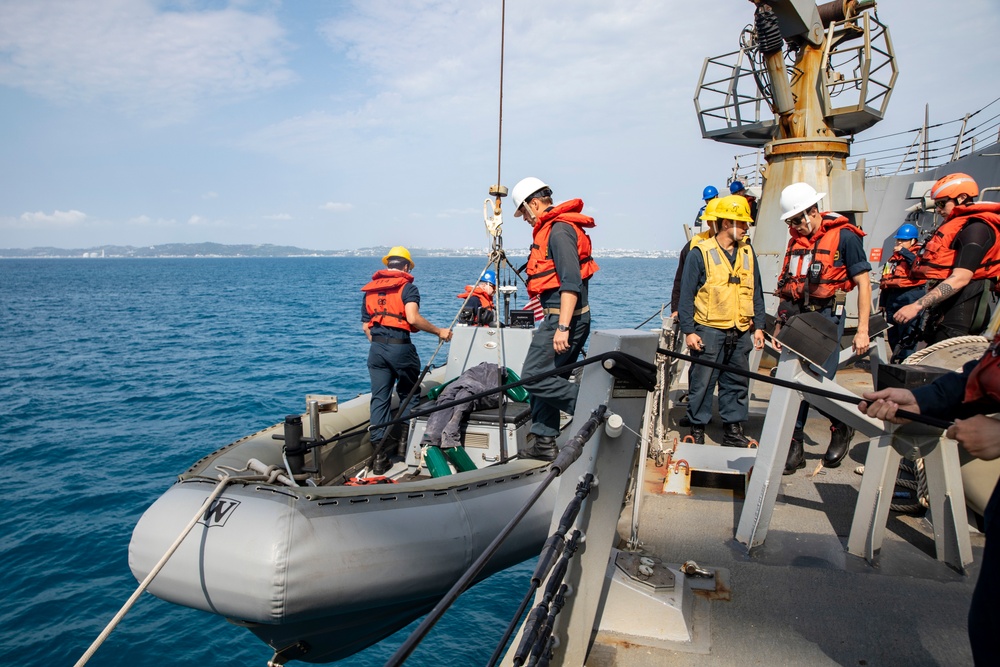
[595,366,983,666]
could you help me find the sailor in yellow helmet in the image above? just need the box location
[361,245,452,474]
[677,195,765,447]
[670,197,722,318]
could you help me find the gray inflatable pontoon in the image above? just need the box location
[129,326,557,664]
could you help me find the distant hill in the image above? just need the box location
[0,242,677,259]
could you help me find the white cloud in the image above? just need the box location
[127,215,177,227]
[315,0,688,131]
[3,1,999,252]
[186,214,230,227]
[201,191,219,200]
[18,209,87,226]
[0,0,296,124]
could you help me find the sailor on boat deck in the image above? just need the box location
[859,306,1000,665]
[878,222,926,361]
[678,195,765,448]
[361,246,452,473]
[671,196,721,319]
[693,184,719,230]
[729,180,758,224]
[898,172,998,343]
[772,182,871,475]
[458,269,497,308]
[456,269,497,326]
[511,177,598,462]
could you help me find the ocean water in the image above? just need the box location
[0,256,677,667]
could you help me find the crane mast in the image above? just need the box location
[695,0,897,311]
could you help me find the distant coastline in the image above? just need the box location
[0,242,679,260]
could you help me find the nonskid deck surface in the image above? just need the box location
[601,367,983,667]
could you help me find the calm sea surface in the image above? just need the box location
[0,256,677,667]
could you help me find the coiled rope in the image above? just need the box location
[889,335,989,513]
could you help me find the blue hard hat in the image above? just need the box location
[479,269,497,285]
[702,185,718,201]
[729,181,745,194]
[895,223,919,240]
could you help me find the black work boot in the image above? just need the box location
[372,452,391,475]
[688,426,705,445]
[722,422,752,448]
[518,435,558,462]
[783,434,806,475]
[824,422,855,468]
[371,434,398,475]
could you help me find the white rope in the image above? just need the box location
[903,334,988,365]
[74,474,234,667]
[891,336,987,515]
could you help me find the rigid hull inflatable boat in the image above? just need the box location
[128,325,558,664]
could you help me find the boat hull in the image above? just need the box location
[129,459,555,662]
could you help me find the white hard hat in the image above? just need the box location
[779,182,826,221]
[511,177,550,212]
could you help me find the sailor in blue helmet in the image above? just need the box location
[695,185,719,228]
[878,222,926,361]
[729,180,758,223]
[456,269,497,326]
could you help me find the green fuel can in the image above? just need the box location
[444,446,478,472]
[423,445,453,478]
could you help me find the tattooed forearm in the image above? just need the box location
[916,283,955,309]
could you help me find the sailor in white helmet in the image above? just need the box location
[511,177,599,461]
[772,182,871,474]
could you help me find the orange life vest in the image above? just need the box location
[911,203,1000,281]
[776,213,865,302]
[525,199,599,298]
[880,244,926,290]
[361,270,418,332]
[456,286,494,309]
[964,335,1000,404]
[344,476,397,486]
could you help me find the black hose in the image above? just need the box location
[485,474,594,667]
[325,351,652,448]
[655,346,952,430]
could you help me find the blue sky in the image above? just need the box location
[1,0,998,252]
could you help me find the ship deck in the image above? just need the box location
[596,366,982,667]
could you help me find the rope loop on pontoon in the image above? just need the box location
[74,465,277,666]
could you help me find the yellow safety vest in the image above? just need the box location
[688,229,713,250]
[692,237,755,331]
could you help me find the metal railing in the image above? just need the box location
[695,12,895,146]
[726,97,1000,183]
[848,97,1000,175]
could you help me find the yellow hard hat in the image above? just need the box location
[714,195,753,223]
[700,197,721,222]
[382,245,414,268]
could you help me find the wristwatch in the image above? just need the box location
[557,324,570,332]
